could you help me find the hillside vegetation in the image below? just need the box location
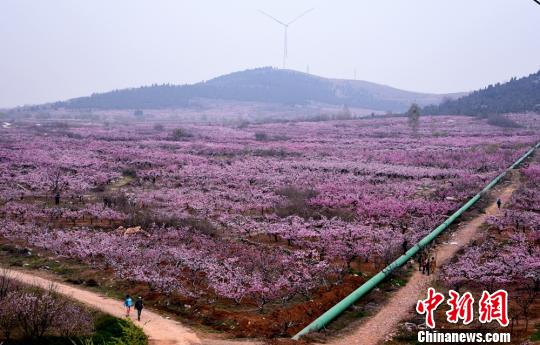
[424,70,540,116]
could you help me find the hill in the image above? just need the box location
[56,67,462,112]
[424,70,540,115]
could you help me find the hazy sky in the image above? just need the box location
[1,0,539,108]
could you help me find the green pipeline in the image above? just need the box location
[292,141,540,340]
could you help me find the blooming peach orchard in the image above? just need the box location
[0,114,539,316]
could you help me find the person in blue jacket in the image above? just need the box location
[124,295,133,317]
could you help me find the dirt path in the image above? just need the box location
[327,179,517,345]
[4,269,261,345]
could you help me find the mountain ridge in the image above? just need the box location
[55,67,464,112]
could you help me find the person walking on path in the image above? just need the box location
[124,295,133,317]
[402,239,408,254]
[426,257,431,276]
[496,197,502,209]
[135,296,144,321]
[429,256,436,275]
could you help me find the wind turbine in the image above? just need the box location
[259,8,314,69]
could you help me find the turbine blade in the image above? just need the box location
[258,10,287,26]
[287,8,314,25]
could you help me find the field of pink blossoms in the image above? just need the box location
[0,114,538,336]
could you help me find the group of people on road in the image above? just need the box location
[414,197,504,276]
[124,295,144,321]
[418,251,436,276]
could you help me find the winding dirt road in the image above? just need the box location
[5,269,201,345]
[327,178,516,345]
[4,269,261,345]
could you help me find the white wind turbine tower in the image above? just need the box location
[259,8,314,69]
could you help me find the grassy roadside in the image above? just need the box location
[31,316,147,345]
[27,316,147,345]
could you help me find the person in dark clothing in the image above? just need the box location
[426,257,431,275]
[54,192,60,205]
[430,256,436,274]
[496,198,502,209]
[135,296,144,321]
